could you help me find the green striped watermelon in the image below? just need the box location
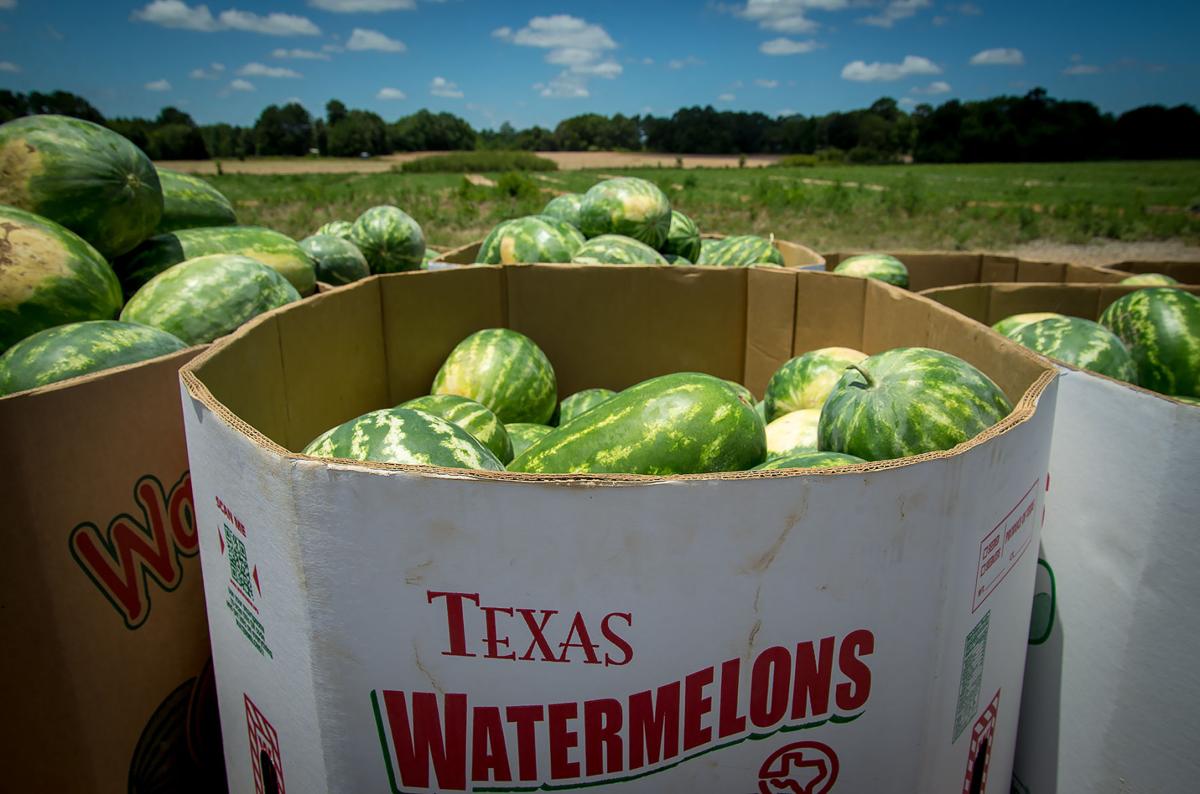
[506,422,554,457]
[115,225,316,297]
[1009,316,1138,383]
[0,205,122,353]
[753,451,866,471]
[765,409,821,459]
[578,177,672,249]
[764,347,868,421]
[1120,273,1178,286]
[992,312,1064,338]
[1099,288,1200,396]
[432,328,558,424]
[556,388,616,426]
[399,394,514,464]
[317,220,353,240]
[350,205,426,274]
[303,407,504,470]
[697,235,783,267]
[0,320,186,396]
[542,193,584,229]
[299,234,370,286]
[120,253,300,345]
[154,168,237,234]
[833,254,909,289]
[571,234,667,265]
[509,372,765,475]
[476,215,585,264]
[665,255,693,265]
[724,380,755,408]
[818,347,1013,461]
[0,115,162,258]
[754,399,767,423]
[662,210,701,261]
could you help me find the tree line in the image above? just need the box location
[1,87,1197,162]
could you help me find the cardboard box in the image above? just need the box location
[920,282,1200,792]
[1094,259,1200,284]
[439,235,826,268]
[0,347,226,792]
[821,252,1126,292]
[180,265,1057,793]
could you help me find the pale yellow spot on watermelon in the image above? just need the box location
[0,223,76,305]
[766,409,821,457]
[622,193,662,221]
[499,236,519,264]
[0,137,42,208]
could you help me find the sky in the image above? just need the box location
[0,0,1197,129]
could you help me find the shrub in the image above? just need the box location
[399,150,557,173]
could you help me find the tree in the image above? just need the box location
[253,103,313,156]
[24,90,106,123]
[326,99,348,126]
[389,110,475,151]
[327,109,388,156]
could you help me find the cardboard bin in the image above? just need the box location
[1094,259,1200,285]
[440,235,825,268]
[821,252,1126,292]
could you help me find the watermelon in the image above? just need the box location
[1009,316,1138,383]
[317,220,353,239]
[764,347,868,421]
[833,254,909,289]
[299,234,370,286]
[818,347,1013,462]
[0,320,186,396]
[542,193,584,229]
[753,451,866,471]
[571,235,667,265]
[665,255,693,265]
[432,328,558,424]
[303,407,504,471]
[0,115,162,259]
[510,372,765,475]
[0,205,122,353]
[120,253,300,345]
[1099,288,1200,396]
[398,394,513,464]
[578,177,672,249]
[506,422,553,457]
[476,215,584,264]
[422,248,440,269]
[724,380,755,408]
[155,168,236,234]
[556,388,616,426]
[115,225,317,297]
[992,312,1064,338]
[754,399,767,423]
[697,235,783,267]
[765,409,821,459]
[1120,273,1178,286]
[350,205,426,273]
[662,210,701,261]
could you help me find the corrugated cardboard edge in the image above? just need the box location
[181,266,1057,485]
[440,234,826,268]
[1,344,206,402]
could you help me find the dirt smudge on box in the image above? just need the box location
[413,639,444,696]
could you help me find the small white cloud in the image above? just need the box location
[969,48,1025,66]
[668,55,704,70]
[718,92,736,102]
[132,1,319,35]
[239,62,302,78]
[229,78,255,91]
[912,80,951,94]
[641,57,654,65]
[0,0,17,9]
[308,0,414,11]
[273,48,330,60]
[760,38,819,56]
[951,2,982,15]
[860,0,931,28]
[755,78,779,88]
[430,76,463,98]
[377,86,407,99]
[573,61,622,78]
[498,15,620,96]
[641,105,653,114]
[899,97,917,107]
[218,9,320,36]
[145,78,172,91]
[0,61,21,72]
[189,62,225,79]
[535,73,589,98]
[347,28,406,52]
[842,55,940,81]
[1063,64,1101,75]
[131,0,218,31]
[777,108,797,116]
[491,26,512,39]
[734,1,825,35]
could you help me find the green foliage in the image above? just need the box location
[326,109,388,156]
[253,103,313,157]
[389,109,476,151]
[495,172,542,200]
[777,154,817,168]
[398,151,557,173]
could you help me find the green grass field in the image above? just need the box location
[208,160,1200,251]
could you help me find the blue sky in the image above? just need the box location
[1,0,1197,129]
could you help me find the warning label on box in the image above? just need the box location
[973,481,1038,612]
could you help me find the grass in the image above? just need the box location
[207,160,1200,250]
[397,150,558,173]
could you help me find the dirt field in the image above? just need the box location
[1005,240,1200,266]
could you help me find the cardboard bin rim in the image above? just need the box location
[181,264,1056,485]
[0,344,205,402]
[439,234,826,268]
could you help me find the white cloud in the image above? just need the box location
[309,0,414,11]
[760,37,819,56]
[229,78,255,91]
[860,0,931,28]
[1063,63,1101,75]
[0,0,17,8]
[899,97,916,107]
[218,9,319,35]
[951,2,982,14]
[273,48,330,60]
[735,0,849,35]
[755,78,779,88]
[717,93,736,102]
[535,73,589,99]
[377,86,406,99]
[145,78,172,91]
[239,62,302,78]
[132,0,218,31]
[0,61,19,72]
[778,108,798,116]
[572,60,622,78]
[132,1,319,35]
[641,57,654,65]
[841,55,940,81]
[189,62,225,79]
[667,55,704,70]
[912,80,951,94]
[497,15,620,96]
[430,76,463,98]
[346,27,406,51]
[969,48,1025,66]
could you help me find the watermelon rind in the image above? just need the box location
[992,312,1064,339]
[302,407,504,471]
[299,234,370,286]
[505,422,554,458]
[0,320,187,396]
[753,451,866,471]
[0,204,123,353]
[662,210,701,261]
[764,346,868,421]
[833,254,909,289]
[316,220,353,240]
[1009,316,1138,383]
[1119,273,1178,286]
[432,328,558,424]
[556,388,616,426]
[765,409,821,459]
[818,346,1013,462]
[1099,287,1200,397]
[399,394,514,464]
[154,168,237,234]
[476,215,585,264]
[697,234,783,267]
[120,253,300,345]
[0,114,163,258]
[578,177,672,249]
[350,205,426,274]
[542,193,584,229]
[571,234,668,265]
[723,380,755,408]
[665,254,693,265]
[509,372,766,475]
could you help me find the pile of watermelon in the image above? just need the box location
[0,114,431,396]
[302,326,1016,473]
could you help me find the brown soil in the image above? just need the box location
[1003,240,1200,267]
